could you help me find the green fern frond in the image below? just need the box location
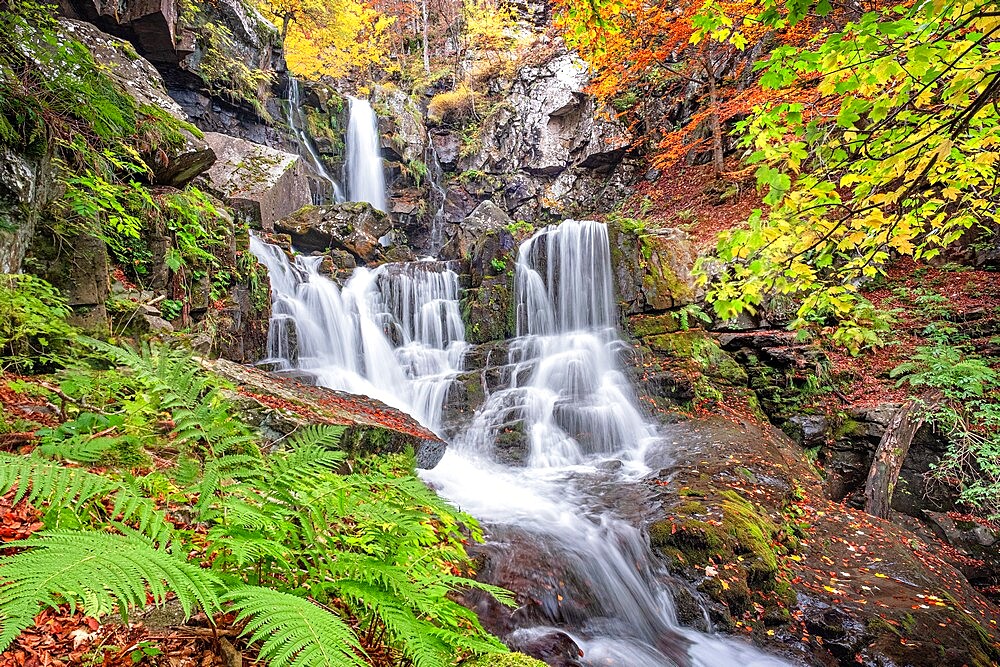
[0,453,171,541]
[0,530,222,652]
[284,425,346,451]
[224,586,367,667]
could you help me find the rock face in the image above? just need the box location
[607,220,700,315]
[440,201,519,345]
[60,20,216,187]
[469,54,630,177]
[274,203,398,263]
[203,132,312,229]
[0,147,56,274]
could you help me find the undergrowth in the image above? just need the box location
[0,295,513,666]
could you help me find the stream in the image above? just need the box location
[250,100,796,667]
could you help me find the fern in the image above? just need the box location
[77,337,256,455]
[0,530,221,651]
[224,586,367,667]
[0,453,172,541]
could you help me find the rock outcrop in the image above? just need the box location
[203,132,312,229]
[204,357,447,468]
[273,202,403,264]
[62,19,216,187]
[468,54,630,177]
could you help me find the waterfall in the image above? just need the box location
[286,78,345,204]
[252,220,795,666]
[346,96,388,212]
[249,236,464,429]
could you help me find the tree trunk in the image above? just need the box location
[707,67,724,177]
[421,0,431,74]
[864,400,925,519]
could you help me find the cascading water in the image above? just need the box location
[249,236,464,428]
[424,220,794,666]
[286,78,345,204]
[252,220,796,666]
[345,97,388,212]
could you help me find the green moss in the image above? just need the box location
[628,313,682,338]
[677,500,705,515]
[461,653,548,667]
[833,417,866,440]
[646,332,746,386]
[719,490,780,578]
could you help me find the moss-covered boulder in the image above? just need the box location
[461,653,548,667]
[650,488,796,629]
[606,220,699,315]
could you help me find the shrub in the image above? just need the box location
[427,85,479,125]
[0,274,77,371]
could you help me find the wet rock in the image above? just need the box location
[925,511,1000,590]
[203,132,312,229]
[462,281,515,345]
[786,414,829,448]
[508,630,583,667]
[274,202,393,263]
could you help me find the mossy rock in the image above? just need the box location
[650,488,795,624]
[461,653,548,667]
[646,332,747,386]
[628,312,682,338]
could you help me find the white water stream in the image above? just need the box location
[345,97,388,212]
[251,220,795,666]
[286,78,345,204]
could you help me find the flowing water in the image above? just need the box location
[251,220,795,666]
[249,236,464,427]
[345,97,388,212]
[286,78,345,204]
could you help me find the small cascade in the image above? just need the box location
[345,96,388,212]
[254,220,794,667]
[286,78,345,204]
[425,144,448,253]
[463,219,657,467]
[424,220,794,666]
[249,236,464,430]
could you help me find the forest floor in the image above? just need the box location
[649,414,1000,666]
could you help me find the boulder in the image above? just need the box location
[203,357,446,468]
[607,221,700,315]
[203,132,312,230]
[274,202,393,263]
[59,20,215,187]
[441,200,514,263]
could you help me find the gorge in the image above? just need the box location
[1,1,1000,666]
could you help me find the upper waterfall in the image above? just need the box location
[346,96,389,212]
[286,78,345,204]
